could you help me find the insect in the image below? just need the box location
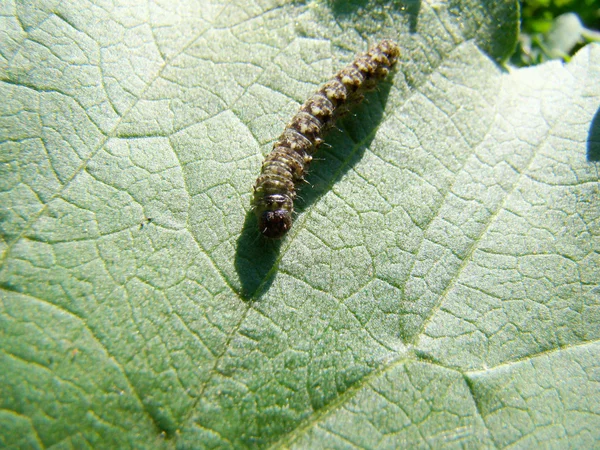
[253,39,400,238]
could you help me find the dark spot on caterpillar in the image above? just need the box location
[253,39,400,238]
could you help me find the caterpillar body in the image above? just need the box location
[253,39,400,238]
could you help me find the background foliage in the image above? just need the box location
[515,0,600,65]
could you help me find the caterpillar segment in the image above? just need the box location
[253,39,400,238]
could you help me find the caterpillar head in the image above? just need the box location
[259,209,293,239]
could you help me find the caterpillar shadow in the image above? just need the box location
[234,81,394,300]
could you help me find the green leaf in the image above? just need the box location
[541,12,585,58]
[1,0,598,448]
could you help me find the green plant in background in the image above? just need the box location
[515,0,600,65]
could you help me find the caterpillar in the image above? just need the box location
[253,39,400,238]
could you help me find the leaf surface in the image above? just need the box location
[1,0,599,448]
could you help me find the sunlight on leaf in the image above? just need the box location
[1,0,598,448]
